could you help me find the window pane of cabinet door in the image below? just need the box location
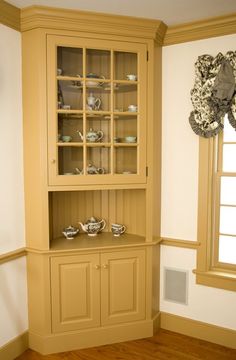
[47,35,147,185]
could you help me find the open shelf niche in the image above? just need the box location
[49,188,146,250]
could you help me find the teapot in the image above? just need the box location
[75,164,105,175]
[62,225,79,240]
[79,217,106,236]
[87,163,105,174]
[77,128,103,142]
[86,73,105,87]
[87,93,101,110]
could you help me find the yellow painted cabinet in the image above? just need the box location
[22,7,162,353]
[47,35,147,186]
[51,249,146,333]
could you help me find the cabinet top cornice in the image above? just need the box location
[20,5,167,44]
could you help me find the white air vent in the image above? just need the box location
[163,267,188,305]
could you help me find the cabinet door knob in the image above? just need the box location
[51,159,56,164]
[94,264,100,270]
[102,264,108,269]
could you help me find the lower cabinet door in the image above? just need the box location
[101,249,146,326]
[51,253,100,333]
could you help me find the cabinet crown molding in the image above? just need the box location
[0,0,20,31]
[20,5,167,44]
[164,12,236,45]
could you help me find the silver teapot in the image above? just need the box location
[77,128,103,142]
[79,217,106,236]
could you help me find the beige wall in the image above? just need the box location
[0,23,28,347]
[161,33,236,330]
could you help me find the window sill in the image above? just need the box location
[193,269,236,292]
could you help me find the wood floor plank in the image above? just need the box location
[15,329,236,360]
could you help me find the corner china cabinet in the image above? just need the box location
[22,6,164,355]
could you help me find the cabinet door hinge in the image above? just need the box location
[146,166,148,177]
[147,51,149,61]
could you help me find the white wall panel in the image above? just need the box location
[161,33,236,241]
[0,257,28,347]
[160,246,236,330]
[0,24,24,253]
[0,24,27,347]
[161,33,236,330]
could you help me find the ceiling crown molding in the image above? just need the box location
[0,0,20,31]
[164,13,236,45]
[20,5,167,44]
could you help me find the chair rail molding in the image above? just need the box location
[0,248,26,265]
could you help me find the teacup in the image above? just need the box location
[128,104,137,112]
[62,104,71,110]
[126,74,137,81]
[62,135,72,142]
[125,136,137,143]
[111,223,126,237]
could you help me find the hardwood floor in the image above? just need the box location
[16,329,236,360]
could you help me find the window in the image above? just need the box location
[195,116,236,291]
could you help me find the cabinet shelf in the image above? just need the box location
[57,109,83,114]
[114,143,137,147]
[86,142,111,147]
[57,142,83,146]
[57,75,137,84]
[57,110,138,116]
[50,232,146,252]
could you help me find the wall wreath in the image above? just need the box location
[189,51,236,138]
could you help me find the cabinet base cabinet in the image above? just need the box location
[27,248,157,355]
[51,250,146,332]
[28,319,154,355]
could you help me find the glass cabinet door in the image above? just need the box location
[47,35,147,185]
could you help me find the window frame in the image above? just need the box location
[195,135,236,292]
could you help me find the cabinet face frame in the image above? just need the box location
[47,35,147,186]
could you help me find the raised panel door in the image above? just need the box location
[101,249,146,325]
[51,253,100,333]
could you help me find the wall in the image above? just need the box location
[161,33,236,330]
[0,23,28,347]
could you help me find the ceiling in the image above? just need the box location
[6,0,236,26]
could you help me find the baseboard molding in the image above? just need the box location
[0,331,28,360]
[4,315,235,356]
[152,311,161,334]
[161,312,236,349]
[29,320,153,355]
